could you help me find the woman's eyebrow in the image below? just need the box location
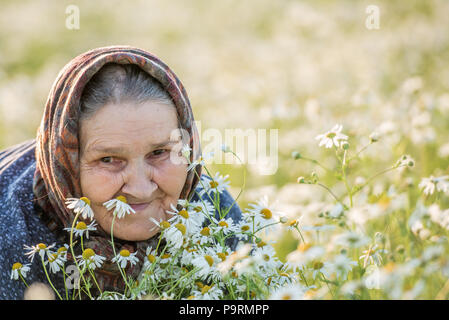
[87,140,177,154]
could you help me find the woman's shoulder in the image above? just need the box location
[0,139,59,299]
[0,139,36,176]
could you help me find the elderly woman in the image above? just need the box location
[0,46,242,299]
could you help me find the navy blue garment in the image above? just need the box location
[0,140,242,300]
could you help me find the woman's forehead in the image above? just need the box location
[79,101,181,152]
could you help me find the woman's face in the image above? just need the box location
[79,100,188,241]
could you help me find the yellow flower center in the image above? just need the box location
[48,253,58,263]
[241,225,250,232]
[37,243,47,250]
[279,272,290,277]
[200,227,210,236]
[326,132,336,139]
[267,277,272,285]
[82,248,95,260]
[195,281,204,289]
[75,221,87,230]
[160,221,171,229]
[201,285,212,294]
[263,254,270,261]
[120,249,130,257]
[297,243,311,252]
[187,295,195,300]
[12,262,22,270]
[218,221,228,228]
[257,241,266,248]
[57,247,67,254]
[80,197,91,206]
[209,180,219,188]
[313,261,324,270]
[217,252,227,261]
[289,220,298,227]
[147,254,156,263]
[281,294,292,300]
[194,206,202,212]
[161,253,171,259]
[178,209,189,219]
[116,195,127,203]
[204,255,214,267]
[175,223,186,235]
[261,208,272,219]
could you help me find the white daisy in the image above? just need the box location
[188,199,215,219]
[191,250,220,280]
[190,284,223,300]
[359,244,386,267]
[65,197,94,220]
[56,244,69,262]
[252,244,282,271]
[419,175,449,195]
[330,254,357,280]
[187,152,214,172]
[103,196,136,219]
[45,252,65,274]
[23,242,56,262]
[198,172,230,196]
[77,248,106,270]
[244,195,282,234]
[315,124,348,149]
[286,244,325,269]
[210,216,239,235]
[166,204,204,235]
[191,226,214,245]
[311,260,333,280]
[10,262,31,280]
[163,222,187,249]
[64,220,97,239]
[143,247,158,270]
[268,283,307,300]
[112,249,139,269]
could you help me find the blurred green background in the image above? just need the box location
[1,0,449,260]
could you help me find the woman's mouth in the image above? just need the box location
[129,202,150,212]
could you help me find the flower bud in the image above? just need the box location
[369,131,380,143]
[297,176,306,184]
[291,151,302,159]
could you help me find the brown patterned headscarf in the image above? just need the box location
[32,45,202,295]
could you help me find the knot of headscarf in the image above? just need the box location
[32,45,202,296]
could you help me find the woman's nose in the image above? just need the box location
[121,160,157,200]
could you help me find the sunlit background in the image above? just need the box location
[1,0,449,298]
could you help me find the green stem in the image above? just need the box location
[342,149,353,208]
[40,255,63,300]
[19,273,29,288]
[69,212,92,299]
[110,213,132,293]
[300,156,331,172]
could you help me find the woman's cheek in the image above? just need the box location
[157,161,188,196]
[81,167,123,203]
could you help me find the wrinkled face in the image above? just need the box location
[79,100,188,241]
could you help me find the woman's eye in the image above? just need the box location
[100,157,113,163]
[152,149,167,156]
